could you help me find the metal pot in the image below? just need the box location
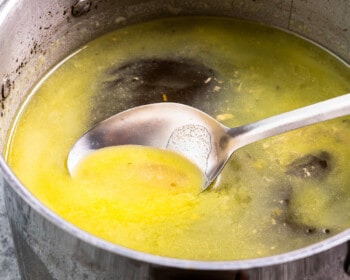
[1,0,350,279]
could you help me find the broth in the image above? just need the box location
[5,17,350,260]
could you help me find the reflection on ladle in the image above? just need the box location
[67,93,350,190]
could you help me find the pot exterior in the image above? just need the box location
[1,0,350,279]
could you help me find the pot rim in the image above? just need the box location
[1,155,349,270]
[1,0,349,269]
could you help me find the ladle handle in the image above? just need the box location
[228,93,350,149]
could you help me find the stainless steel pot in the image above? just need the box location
[1,0,350,279]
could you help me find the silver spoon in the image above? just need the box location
[68,93,350,190]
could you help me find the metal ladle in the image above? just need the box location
[67,93,350,190]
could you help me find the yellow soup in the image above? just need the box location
[5,16,350,260]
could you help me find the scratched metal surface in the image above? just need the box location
[0,181,20,280]
[0,1,20,278]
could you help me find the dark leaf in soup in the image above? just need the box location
[92,57,222,124]
[285,151,332,179]
[270,189,333,237]
[280,212,333,236]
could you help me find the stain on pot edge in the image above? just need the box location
[1,77,13,117]
[71,0,92,17]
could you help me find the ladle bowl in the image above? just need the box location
[68,93,350,190]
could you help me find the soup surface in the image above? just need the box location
[5,17,350,260]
